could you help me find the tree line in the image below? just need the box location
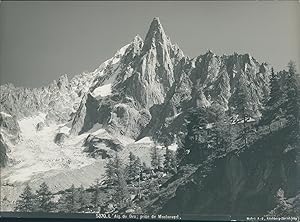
[15,182,55,212]
[15,146,177,213]
[98,147,177,210]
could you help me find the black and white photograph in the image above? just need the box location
[0,1,299,221]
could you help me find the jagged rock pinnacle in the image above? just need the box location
[133,34,143,43]
[142,17,168,52]
[152,17,162,26]
[205,50,215,57]
[147,17,165,35]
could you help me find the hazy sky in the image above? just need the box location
[0,1,299,88]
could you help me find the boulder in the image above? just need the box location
[83,134,124,159]
[0,134,8,167]
[54,133,67,145]
[0,112,21,143]
[107,104,151,139]
[36,122,45,131]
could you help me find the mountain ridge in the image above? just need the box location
[0,18,279,213]
[0,17,272,168]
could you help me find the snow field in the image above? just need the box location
[2,113,96,183]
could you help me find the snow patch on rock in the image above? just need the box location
[91,83,112,97]
[168,143,178,151]
[135,137,154,144]
[58,126,71,135]
[0,112,12,118]
[91,44,130,77]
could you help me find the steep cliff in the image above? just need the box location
[0,112,21,167]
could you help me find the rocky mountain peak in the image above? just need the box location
[128,35,144,56]
[142,17,170,53]
[146,17,164,36]
[205,49,215,56]
[56,74,69,89]
[57,74,69,83]
[133,34,143,43]
[118,17,186,109]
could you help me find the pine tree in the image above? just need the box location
[175,146,185,165]
[150,146,162,170]
[127,151,136,177]
[182,107,209,163]
[210,109,233,154]
[134,156,142,175]
[104,154,130,207]
[169,151,177,173]
[126,152,141,180]
[35,182,55,212]
[92,179,101,209]
[260,67,284,130]
[234,77,252,147]
[64,184,76,213]
[268,68,282,107]
[142,161,148,171]
[185,107,208,143]
[112,153,129,207]
[78,185,88,212]
[57,193,66,213]
[15,184,35,212]
[163,147,171,172]
[105,158,117,185]
[284,61,299,124]
[163,147,177,174]
[282,61,300,153]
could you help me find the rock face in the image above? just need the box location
[120,17,184,109]
[69,18,270,142]
[0,112,21,167]
[0,134,9,167]
[0,112,21,142]
[0,60,116,125]
[36,122,45,131]
[69,94,91,135]
[188,53,270,115]
[83,134,124,159]
[54,133,67,145]
[0,75,78,123]
[107,104,152,139]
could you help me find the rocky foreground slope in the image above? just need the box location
[147,125,298,216]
